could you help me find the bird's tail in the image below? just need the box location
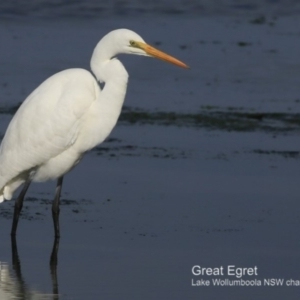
[0,189,4,203]
[0,178,7,202]
[0,182,15,203]
[0,185,15,203]
[0,177,27,203]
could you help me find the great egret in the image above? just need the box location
[0,28,188,237]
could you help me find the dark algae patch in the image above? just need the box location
[120,106,300,133]
[1,103,299,134]
[252,150,300,158]
[0,197,92,221]
[94,144,188,159]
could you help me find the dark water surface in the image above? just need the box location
[1,0,300,18]
[0,2,300,299]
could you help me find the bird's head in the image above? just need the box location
[95,29,189,69]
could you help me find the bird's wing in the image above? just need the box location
[0,69,98,191]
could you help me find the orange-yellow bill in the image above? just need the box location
[136,42,189,69]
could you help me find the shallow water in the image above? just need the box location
[0,5,300,300]
[1,0,300,18]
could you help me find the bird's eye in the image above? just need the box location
[129,40,136,47]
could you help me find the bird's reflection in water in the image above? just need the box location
[0,237,60,299]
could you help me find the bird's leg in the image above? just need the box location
[10,235,27,296]
[11,179,32,236]
[52,176,63,238]
[50,236,60,299]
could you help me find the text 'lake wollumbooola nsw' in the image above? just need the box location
[191,265,300,287]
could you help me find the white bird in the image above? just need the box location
[0,28,188,237]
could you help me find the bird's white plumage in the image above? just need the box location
[0,28,187,205]
[0,69,98,200]
[0,29,144,202]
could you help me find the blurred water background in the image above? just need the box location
[1,0,300,18]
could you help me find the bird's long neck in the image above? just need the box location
[90,36,129,85]
[90,42,129,136]
[91,57,129,118]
